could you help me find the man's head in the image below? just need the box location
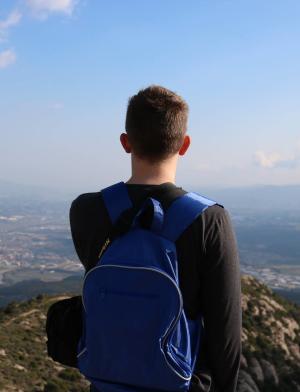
[121,85,190,162]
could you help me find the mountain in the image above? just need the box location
[1,179,300,211]
[0,275,300,391]
[240,275,300,391]
[0,275,82,308]
[273,288,300,305]
[0,294,89,392]
[198,184,300,212]
[0,179,71,202]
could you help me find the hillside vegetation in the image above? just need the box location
[240,275,300,391]
[0,295,89,392]
[0,275,299,391]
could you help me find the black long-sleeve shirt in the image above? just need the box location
[70,182,241,392]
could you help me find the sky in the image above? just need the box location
[0,0,300,193]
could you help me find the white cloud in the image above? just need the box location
[0,1,79,69]
[0,10,22,31]
[0,49,16,69]
[26,0,78,17]
[254,151,281,168]
[254,150,299,169]
[0,10,22,41]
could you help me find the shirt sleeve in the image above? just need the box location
[69,193,112,272]
[69,197,88,268]
[197,207,242,392]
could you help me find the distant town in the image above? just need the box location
[0,210,83,287]
[0,192,299,293]
[241,265,300,290]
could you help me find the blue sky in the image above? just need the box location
[1,0,300,192]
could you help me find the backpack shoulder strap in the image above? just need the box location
[101,182,132,225]
[161,192,217,241]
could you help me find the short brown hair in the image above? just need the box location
[125,85,188,161]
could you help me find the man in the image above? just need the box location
[70,85,241,391]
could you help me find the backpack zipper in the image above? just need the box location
[82,264,183,314]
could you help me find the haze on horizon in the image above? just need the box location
[1,0,300,193]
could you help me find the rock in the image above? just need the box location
[13,364,26,371]
[242,330,248,343]
[0,349,6,356]
[237,370,260,392]
[248,357,264,382]
[240,354,248,369]
[260,359,279,385]
[53,365,65,372]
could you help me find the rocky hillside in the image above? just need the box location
[0,295,89,392]
[239,275,300,391]
[0,275,299,391]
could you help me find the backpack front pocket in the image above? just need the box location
[79,264,191,391]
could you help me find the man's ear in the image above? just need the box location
[120,133,132,153]
[179,135,190,156]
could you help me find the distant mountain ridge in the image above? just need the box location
[1,179,300,210]
[0,275,82,308]
[0,275,299,391]
[197,184,300,211]
[1,274,300,309]
[0,179,72,202]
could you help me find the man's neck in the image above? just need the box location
[126,154,178,185]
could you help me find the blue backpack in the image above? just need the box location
[77,182,216,392]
